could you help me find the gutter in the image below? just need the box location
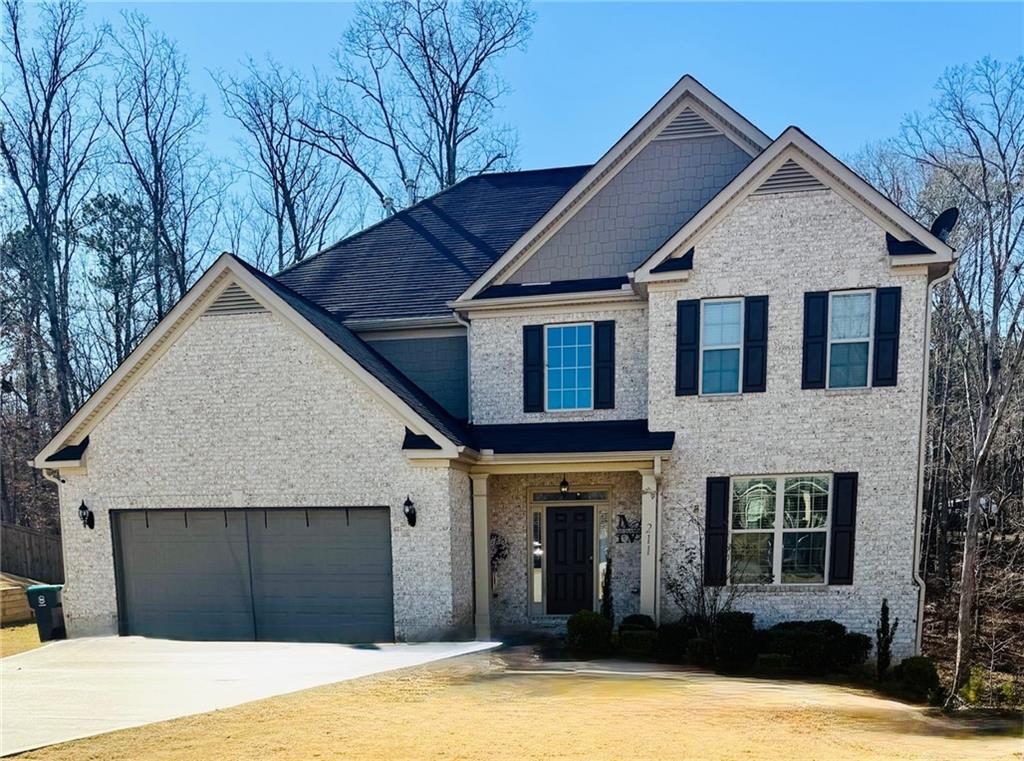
[912,261,956,654]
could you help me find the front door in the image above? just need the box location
[546,506,594,615]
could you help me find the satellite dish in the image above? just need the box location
[930,207,960,243]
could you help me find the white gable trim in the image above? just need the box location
[634,127,955,282]
[454,76,771,303]
[33,254,460,466]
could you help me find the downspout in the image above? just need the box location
[454,311,473,423]
[912,262,955,654]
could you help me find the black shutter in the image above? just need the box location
[676,300,700,396]
[828,472,858,585]
[802,291,829,389]
[523,325,544,413]
[594,320,615,409]
[872,287,901,387]
[742,296,768,393]
[704,477,729,586]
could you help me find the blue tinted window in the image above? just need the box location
[702,348,740,394]
[828,342,868,388]
[545,324,593,410]
[701,300,742,394]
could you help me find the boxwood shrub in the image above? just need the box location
[566,610,612,654]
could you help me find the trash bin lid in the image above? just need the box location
[27,584,63,593]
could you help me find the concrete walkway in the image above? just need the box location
[1,636,497,756]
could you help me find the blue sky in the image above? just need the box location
[80,2,1022,169]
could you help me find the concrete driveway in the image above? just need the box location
[1,636,496,756]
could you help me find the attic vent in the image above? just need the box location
[655,107,721,141]
[753,159,827,195]
[206,283,267,315]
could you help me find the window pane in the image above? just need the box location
[782,532,826,583]
[784,477,830,528]
[532,511,543,603]
[831,293,871,340]
[545,324,593,410]
[829,342,869,388]
[597,510,609,601]
[703,301,742,346]
[702,348,740,394]
[731,533,774,584]
[732,478,776,529]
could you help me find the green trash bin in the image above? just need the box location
[26,584,66,641]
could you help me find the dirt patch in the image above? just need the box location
[19,652,1023,760]
[0,622,41,658]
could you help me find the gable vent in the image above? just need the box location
[655,107,722,141]
[206,283,267,315]
[753,159,827,195]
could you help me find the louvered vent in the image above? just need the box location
[753,159,827,195]
[655,107,721,140]
[206,283,267,315]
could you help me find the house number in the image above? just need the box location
[615,514,641,543]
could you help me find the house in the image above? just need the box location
[33,76,954,657]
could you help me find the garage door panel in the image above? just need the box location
[116,511,255,640]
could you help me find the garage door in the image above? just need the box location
[113,508,394,643]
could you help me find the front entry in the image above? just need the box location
[545,506,594,615]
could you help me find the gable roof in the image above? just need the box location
[33,254,474,467]
[276,166,589,326]
[453,75,772,304]
[634,127,955,280]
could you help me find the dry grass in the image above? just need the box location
[17,652,1023,761]
[0,622,41,658]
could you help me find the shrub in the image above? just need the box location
[714,611,757,672]
[837,632,873,670]
[655,618,699,661]
[894,656,940,702]
[620,613,657,631]
[958,665,986,705]
[566,610,612,654]
[686,636,714,666]
[754,653,791,676]
[875,598,899,680]
[619,628,658,655]
[763,620,853,676]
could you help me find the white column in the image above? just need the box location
[470,473,491,640]
[639,468,659,618]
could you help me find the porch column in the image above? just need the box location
[639,467,660,618]
[470,473,491,640]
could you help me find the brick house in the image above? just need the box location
[34,77,954,657]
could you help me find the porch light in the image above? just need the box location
[78,500,94,530]
[560,475,569,495]
[402,496,417,527]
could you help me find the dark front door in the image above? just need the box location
[546,506,594,615]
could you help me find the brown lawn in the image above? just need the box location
[0,622,41,658]
[18,652,1024,761]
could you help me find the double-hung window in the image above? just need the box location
[729,474,831,585]
[545,323,593,411]
[828,291,873,388]
[701,299,743,394]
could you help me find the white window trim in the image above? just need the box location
[527,487,611,618]
[699,297,744,396]
[826,289,875,390]
[543,322,595,412]
[727,473,833,586]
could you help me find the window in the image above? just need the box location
[701,299,743,394]
[729,474,831,585]
[545,323,593,410]
[828,291,873,388]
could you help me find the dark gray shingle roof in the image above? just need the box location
[275,166,590,323]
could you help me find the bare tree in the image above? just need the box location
[899,58,1024,703]
[105,11,205,317]
[302,0,532,214]
[0,0,103,420]
[218,59,347,271]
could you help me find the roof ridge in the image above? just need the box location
[276,164,594,280]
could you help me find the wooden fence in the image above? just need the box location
[1,522,64,583]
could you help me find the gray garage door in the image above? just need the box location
[113,508,394,643]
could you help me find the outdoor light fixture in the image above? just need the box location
[78,500,94,529]
[560,475,569,495]
[403,496,417,527]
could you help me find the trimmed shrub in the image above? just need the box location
[566,610,612,654]
[894,656,940,702]
[714,611,757,672]
[655,617,700,661]
[620,614,657,631]
[754,653,791,676]
[686,636,714,667]
[837,632,873,670]
[763,620,852,676]
[619,628,658,655]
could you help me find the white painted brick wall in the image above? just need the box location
[647,189,927,658]
[57,311,471,641]
[469,306,648,425]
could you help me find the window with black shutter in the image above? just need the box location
[676,300,700,395]
[593,320,615,409]
[522,325,543,412]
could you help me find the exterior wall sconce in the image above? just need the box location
[78,500,94,529]
[560,475,569,496]
[403,496,417,527]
